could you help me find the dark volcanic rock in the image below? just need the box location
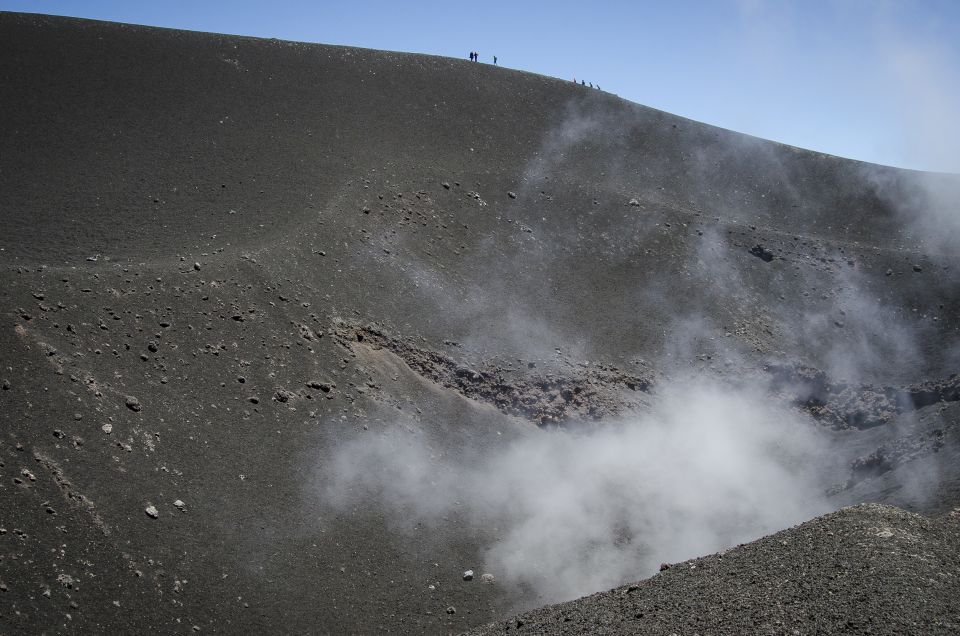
[335,323,651,426]
[750,244,775,261]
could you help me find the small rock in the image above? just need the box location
[441,182,451,189]
[481,573,495,585]
[462,569,474,581]
[306,381,332,392]
[750,245,774,262]
[101,423,113,434]
[913,264,922,272]
[125,396,142,412]
[275,389,296,403]
[507,191,517,199]
[629,198,641,207]
[145,505,159,519]
[659,562,671,571]
[193,262,201,271]
[885,268,893,276]
[1,379,9,390]
[446,606,456,615]
[173,499,186,510]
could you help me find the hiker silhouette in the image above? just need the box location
[493,55,497,65]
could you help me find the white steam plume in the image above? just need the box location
[321,379,836,602]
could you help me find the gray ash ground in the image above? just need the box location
[2,12,960,635]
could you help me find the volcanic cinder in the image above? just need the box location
[1,12,959,635]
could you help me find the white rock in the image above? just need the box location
[145,505,159,519]
[481,573,495,584]
[173,500,185,510]
[101,423,113,434]
[462,569,474,581]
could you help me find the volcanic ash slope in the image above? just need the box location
[1,11,959,635]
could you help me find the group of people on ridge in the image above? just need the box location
[466,52,600,91]
[573,77,601,91]
[469,51,496,64]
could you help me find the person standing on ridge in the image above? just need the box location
[493,55,497,65]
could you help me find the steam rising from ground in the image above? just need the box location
[323,380,835,601]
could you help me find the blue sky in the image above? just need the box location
[3,1,959,172]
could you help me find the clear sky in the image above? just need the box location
[3,1,959,173]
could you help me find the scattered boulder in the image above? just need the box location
[275,389,296,403]
[462,569,474,581]
[173,499,186,511]
[125,396,142,412]
[629,198,641,207]
[481,573,495,585]
[307,381,333,393]
[507,191,517,199]
[913,264,923,272]
[297,324,319,341]
[750,245,774,262]
[145,505,159,519]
